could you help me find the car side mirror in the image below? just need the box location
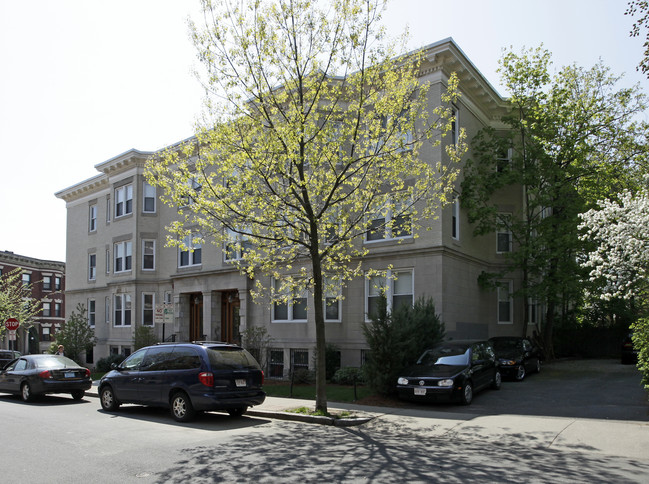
[110,363,118,370]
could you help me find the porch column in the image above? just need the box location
[202,291,213,341]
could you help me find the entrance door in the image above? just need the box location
[189,293,203,341]
[221,291,240,344]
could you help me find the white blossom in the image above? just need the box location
[579,189,649,300]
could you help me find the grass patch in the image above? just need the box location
[287,406,353,419]
[263,381,374,403]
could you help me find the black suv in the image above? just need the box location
[98,342,265,422]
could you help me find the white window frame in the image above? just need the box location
[42,302,51,317]
[271,279,308,323]
[528,297,540,326]
[496,147,513,173]
[114,241,132,273]
[323,277,342,322]
[88,253,97,281]
[143,181,156,213]
[451,194,460,241]
[54,302,61,317]
[88,299,96,327]
[142,293,155,327]
[106,248,110,274]
[366,199,412,243]
[497,280,514,324]
[365,269,414,321]
[142,239,156,271]
[114,293,132,327]
[224,228,252,262]
[496,213,513,253]
[178,235,201,268]
[114,184,133,218]
[105,296,111,324]
[43,276,52,291]
[89,204,97,232]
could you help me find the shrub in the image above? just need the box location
[291,368,315,384]
[363,296,445,395]
[632,317,649,390]
[96,354,127,372]
[331,367,365,385]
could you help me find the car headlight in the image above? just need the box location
[499,359,516,366]
[397,377,409,385]
[438,379,454,387]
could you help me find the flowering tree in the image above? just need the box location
[0,268,41,336]
[146,0,464,413]
[579,188,649,387]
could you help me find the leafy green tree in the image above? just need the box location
[133,325,158,350]
[55,303,97,364]
[627,0,649,77]
[461,47,648,358]
[146,0,463,412]
[363,296,445,395]
[0,268,41,338]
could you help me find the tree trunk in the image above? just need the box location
[311,250,328,414]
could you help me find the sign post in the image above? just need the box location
[155,304,174,341]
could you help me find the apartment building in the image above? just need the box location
[0,250,65,354]
[55,38,524,372]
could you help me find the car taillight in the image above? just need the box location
[261,370,264,385]
[199,372,214,387]
[39,370,52,379]
[84,368,91,378]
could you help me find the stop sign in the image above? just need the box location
[4,318,19,331]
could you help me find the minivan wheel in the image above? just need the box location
[170,391,195,422]
[100,386,120,412]
[460,382,473,405]
[228,407,246,418]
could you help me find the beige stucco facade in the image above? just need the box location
[55,38,527,373]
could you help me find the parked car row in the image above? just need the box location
[0,342,266,422]
[396,337,542,405]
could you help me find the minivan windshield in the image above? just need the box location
[207,347,260,370]
[417,346,470,366]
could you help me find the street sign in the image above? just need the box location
[154,304,174,324]
[4,318,19,331]
[7,331,16,341]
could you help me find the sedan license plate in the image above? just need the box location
[414,388,426,396]
[235,379,247,387]
[64,372,75,379]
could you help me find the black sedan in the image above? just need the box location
[489,336,541,381]
[0,354,92,401]
[396,340,501,405]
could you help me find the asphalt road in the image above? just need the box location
[0,359,647,483]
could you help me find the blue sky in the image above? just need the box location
[0,0,646,262]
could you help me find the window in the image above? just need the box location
[54,302,61,317]
[452,194,460,240]
[269,350,284,378]
[106,196,111,223]
[114,241,132,273]
[143,181,156,213]
[142,240,155,270]
[42,302,51,317]
[115,184,133,218]
[42,326,51,342]
[272,279,307,322]
[106,248,110,274]
[224,228,252,261]
[181,176,202,206]
[366,270,413,320]
[528,297,540,325]
[55,276,61,291]
[89,204,97,232]
[497,213,512,253]
[290,349,309,372]
[179,235,201,267]
[366,200,412,242]
[88,253,97,280]
[451,106,459,145]
[114,294,132,326]
[43,276,52,291]
[22,273,31,285]
[142,293,155,327]
[497,281,513,324]
[88,299,96,326]
[105,296,111,324]
[496,147,513,173]
[323,277,341,322]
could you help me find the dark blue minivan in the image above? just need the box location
[98,342,265,422]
